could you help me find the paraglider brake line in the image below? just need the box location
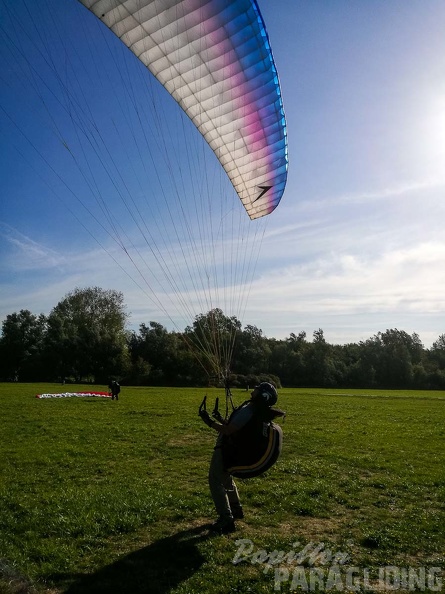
[198,375,234,423]
[212,396,224,423]
[199,394,207,414]
[224,376,235,420]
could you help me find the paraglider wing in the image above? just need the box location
[78,0,288,219]
[36,392,111,398]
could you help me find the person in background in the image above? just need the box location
[109,380,121,400]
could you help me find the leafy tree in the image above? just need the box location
[136,322,171,368]
[268,332,307,386]
[355,329,424,388]
[313,328,326,344]
[378,329,423,388]
[0,310,47,380]
[287,331,307,347]
[129,322,197,385]
[302,329,338,387]
[356,335,382,387]
[234,324,271,376]
[184,309,241,380]
[430,334,445,370]
[432,334,445,351]
[2,288,445,389]
[425,334,445,388]
[45,287,129,382]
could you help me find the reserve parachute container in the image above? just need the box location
[220,383,284,478]
[224,419,283,478]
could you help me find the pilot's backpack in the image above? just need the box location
[221,404,283,479]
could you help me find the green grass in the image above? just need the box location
[1,384,444,593]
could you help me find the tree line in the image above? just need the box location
[1,287,445,390]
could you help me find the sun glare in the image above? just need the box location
[423,93,445,173]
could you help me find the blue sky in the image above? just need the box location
[1,0,444,347]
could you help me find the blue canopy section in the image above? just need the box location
[79,0,288,219]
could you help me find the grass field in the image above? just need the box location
[0,383,444,593]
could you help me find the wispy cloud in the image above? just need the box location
[1,215,443,347]
[0,222,66,271]
[279,178,445,220]
[325,178,445,206]
[254,240,445,309]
